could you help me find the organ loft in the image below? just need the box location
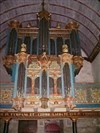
[0,1,100,133]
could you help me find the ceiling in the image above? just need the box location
[0,0,100,57]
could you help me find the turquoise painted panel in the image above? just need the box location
[0,104,12,108]
[76,104,100,108]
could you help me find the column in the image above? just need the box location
[47,71,50,97]
[24,60,28,97]
[12,64,16,82]
[61,64,65,97]
[3,119,10,133]
[69,64,75,97]
[13,63,19,98]
[39,71,42,97]
[72,119,77,133]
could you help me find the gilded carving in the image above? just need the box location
[16,43,29,63]
[38,52,51,70]
[91,89,100,103]
[59,45,73,65]
[18,27,69,39]
[8,20,22,28]
[40,97,49,109]
[37,0,51,21]
[49,61,61,95]
[37,10,51,20]
[0,83,100,110]
[0,89,13,104]
[28,61,41,70]
[49,61,60,70]
[12,92,25,111]
[49,95,64,109]
[73,56,83,69]
[3,55,16,68]
[25,96,40,109]
[64,96,76,109]
[56,23,61,29]
[75,89,87,103]
[65,22,79,30]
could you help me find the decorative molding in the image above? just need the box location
[0,88,13,104]
[0,83,100,106]
[17,27,70,39]
[15,43,29,63]
[0,111,100,120]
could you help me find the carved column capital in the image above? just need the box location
[3,118,11,122]
[73,56,84,69]
[70,117,78,122]
[59,53,73,65]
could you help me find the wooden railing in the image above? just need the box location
[0,83,100,109]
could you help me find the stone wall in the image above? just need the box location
[75,50,94,82]
[92,52,100,82]
[64,118,100,133]
[0,48,12,83]
[9,120,18,133]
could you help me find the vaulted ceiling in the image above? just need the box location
[0,0,100,57]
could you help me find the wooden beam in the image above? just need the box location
[0,111,100,120]
[88,36,100,62]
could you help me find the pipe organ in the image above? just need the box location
[3,1,83,111]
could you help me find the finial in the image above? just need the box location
[21,43,26,52]
[42,0,45,10]
[27,23,32,28]
[62,44,68,53]
[56,22,61,28]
